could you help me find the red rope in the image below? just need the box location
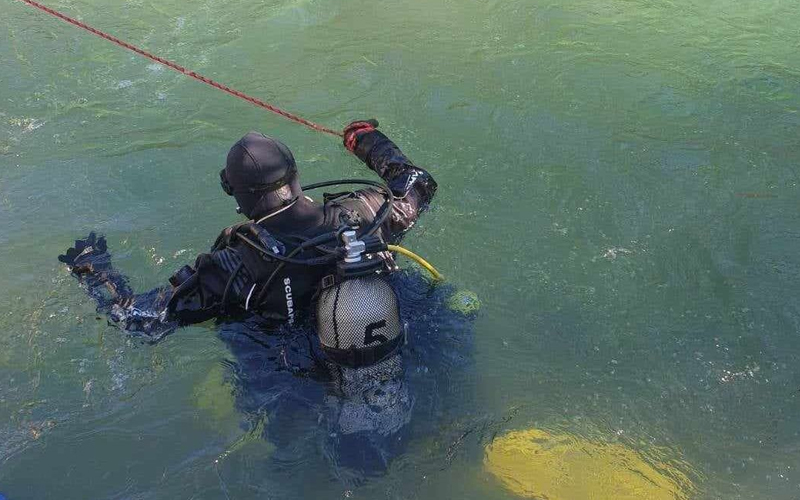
[16,0,343,137]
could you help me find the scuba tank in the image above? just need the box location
[316,231,412,446]
[316,230,404,368]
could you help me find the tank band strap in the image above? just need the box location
[322,333,404,368]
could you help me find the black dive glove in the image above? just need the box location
[58,232,111,275]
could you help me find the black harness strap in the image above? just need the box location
[321,332,404,368]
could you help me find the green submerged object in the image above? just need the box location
[447,290,481,315]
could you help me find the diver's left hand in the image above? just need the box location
[58,232,109,275]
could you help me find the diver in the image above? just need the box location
[59,118,439,390]
[58,119,436,342]
[59,120,440,475]
[57,121,474,477]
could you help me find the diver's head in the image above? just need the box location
[220,132,303,220]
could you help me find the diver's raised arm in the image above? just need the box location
[342,120,438,240]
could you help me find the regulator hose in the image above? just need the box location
[388,245,444,281]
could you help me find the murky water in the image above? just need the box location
[2,0,800,498]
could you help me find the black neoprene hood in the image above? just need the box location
[223,132,301,217]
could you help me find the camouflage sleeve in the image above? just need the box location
[58,233,177,341]
[351,130,438,242]
[58,233,256,341]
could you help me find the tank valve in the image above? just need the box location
[342,230,366,263]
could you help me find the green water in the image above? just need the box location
[2,0,799,498]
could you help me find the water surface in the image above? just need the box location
[2,0,799,498]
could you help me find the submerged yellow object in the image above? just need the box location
[193,364,237,426]
[484,428,696,500]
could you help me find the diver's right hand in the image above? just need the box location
[343,119,379,153]
[58,232,109,275]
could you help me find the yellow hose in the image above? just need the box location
[387,244,444,281]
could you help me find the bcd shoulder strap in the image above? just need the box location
[210,221,253,251]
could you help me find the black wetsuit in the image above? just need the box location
[60,131,436,340]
